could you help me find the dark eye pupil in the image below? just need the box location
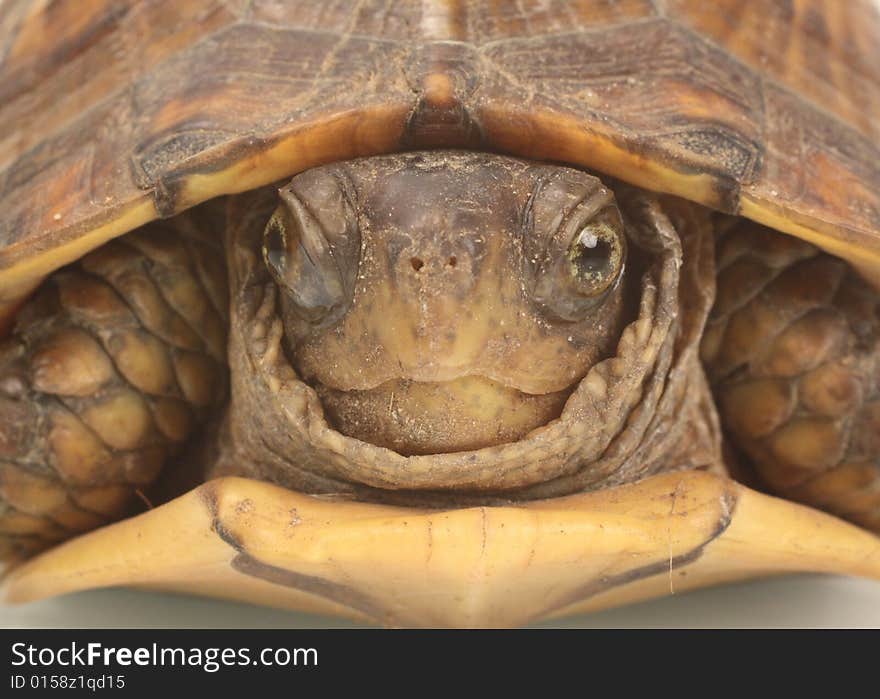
[264,221,286,274]
[572,235,613,279]
[569,225,618,289]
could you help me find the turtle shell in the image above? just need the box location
[2,0,880,627]
[2,0,880,329]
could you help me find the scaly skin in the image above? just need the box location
[3,154,879,565]
[212,154,721,502]
[703,220,880,531]
[0,213,228,559]
[0,154,723,561]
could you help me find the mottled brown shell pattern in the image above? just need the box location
[1,0,879,326]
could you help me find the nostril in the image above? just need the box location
[447,256,457,268]
[410,257,424,272]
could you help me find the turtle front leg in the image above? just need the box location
[0,215,228,561]
[703,221,880,532]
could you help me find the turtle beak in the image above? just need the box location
[3,470,880,628]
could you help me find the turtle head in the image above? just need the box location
[260,153,629,455]
[226,150,690,497]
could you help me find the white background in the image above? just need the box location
[3,574,880,628]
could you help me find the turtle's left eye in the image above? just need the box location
[532,207,626,322]
[566,217,625,298]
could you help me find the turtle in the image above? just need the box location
[0,0,879,628]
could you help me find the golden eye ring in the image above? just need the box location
[566,219,626,299]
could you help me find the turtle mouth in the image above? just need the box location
[238,266,673,497]
[307,374,578,456]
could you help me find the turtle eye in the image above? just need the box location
[263,215,288,276]
[532,207,626,322]
[262,198,346,324]
[565,218,625,298]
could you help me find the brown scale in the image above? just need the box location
[703,219,880,531]
[0,211,228,560]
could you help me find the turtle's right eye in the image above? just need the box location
[263,215,288,276]
[262,198,346,324]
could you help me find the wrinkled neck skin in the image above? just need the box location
[213,151,721,505]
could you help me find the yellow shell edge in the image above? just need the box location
[3,470,878,627]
